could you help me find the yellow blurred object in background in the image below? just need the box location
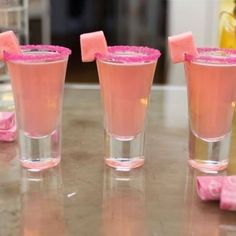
[219,1,236,174]
[219,0,236,48]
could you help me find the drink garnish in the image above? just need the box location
[80,31,108,62]
[0,31,21,60]
[168,31,198,63]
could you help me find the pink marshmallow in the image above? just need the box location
[168,31,198,63]
[0,112,15,130]
[0,31,21,60]
[220,176,236,211]
[196,176,223,201]
[0,124,17,142]
[80,31,108,62]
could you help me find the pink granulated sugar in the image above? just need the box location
[4,45,71,62]
[220,176,236,211]
[0,31,21,60]
[95,46,161,63]
[0,112,15,130]
[168,31,198,63]
[80,31,108,62]
[196,176,224,201]
[0,124,17,142]
[185,47,236,64]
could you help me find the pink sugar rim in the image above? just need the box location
[185,47,236,64]
[95,46,161,63]
[4,45,71,61]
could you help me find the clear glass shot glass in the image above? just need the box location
[4,45,71,171]
[184,48,236,173]
[96,46,160,171]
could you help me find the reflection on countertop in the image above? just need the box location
[0,86,235,236]
[102,168,146,236]
[20,166,67,236]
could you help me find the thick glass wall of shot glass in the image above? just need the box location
[5,45,71,171]
[96,46,160,171]
[184,48,236,173]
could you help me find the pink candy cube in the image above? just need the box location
[0,124,17,142]
[168,31,198,63]
[196,176,223,201]
[0,31,21,60]
[0,112,15,130]
[197,175,236,212]
[80,31,108,62]
[220,176,236,211]
[0,112,16,142]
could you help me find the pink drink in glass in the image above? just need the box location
[97,59,156,139]
[96,46,160,170]
[184,48,236,172]
[5,45,71,170]
[8,56,67,137]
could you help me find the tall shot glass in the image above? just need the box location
[96,46,160,171]
[184,48,236,173]
[4,45,71,171]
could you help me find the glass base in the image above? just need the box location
[19,128,61,171]
[188,129,230,173]
[104,130,145,171]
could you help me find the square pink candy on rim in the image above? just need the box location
[80,31,108,62]
[168,31,198,63]
[0,30,21,60]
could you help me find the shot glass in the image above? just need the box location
[96,46,160,171]
[184,48,236,173]
[5,45,71,171]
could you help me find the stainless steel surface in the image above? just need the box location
[0,85,235,236]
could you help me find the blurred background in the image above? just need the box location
[0,0,234,85]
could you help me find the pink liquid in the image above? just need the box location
[185,61,236,140]
[7,59,68,137]
[96,60,156,138]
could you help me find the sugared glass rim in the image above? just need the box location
[95,46,161,63]
[185,47,236,64]
[4,45,71,62]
